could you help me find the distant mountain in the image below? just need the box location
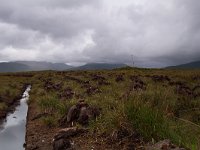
[0,61,73,72]
[166,61,200,69]
[72,63,127,70]
[0,61,127,72]
[16,61,72,71]
[0,62,30,72]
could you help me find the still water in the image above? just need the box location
[0,86,31,150]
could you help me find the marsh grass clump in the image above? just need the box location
[125,101,169,141]
[0,102,7,110]
[38,94,66,116]
[89,102,126,134]
[192,111,200,124]
[37,94,69,126]
[125,97,200,148]
[42,116,57,127]
[1,87,19,100]
[124,100,189,145]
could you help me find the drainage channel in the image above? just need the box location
[0,85,31,150]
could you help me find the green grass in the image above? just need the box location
[37,94,67,115]
[1,69,200,149]
[0,74,30,113]
[125,101,169,140]
[0,102,7,110]
[125,100,199,147]
[42,116,57,127]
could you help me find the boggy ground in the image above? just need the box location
[0,73,32,122]
[0,68,200,150]
[24,68,200,150]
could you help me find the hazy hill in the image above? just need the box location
[0,62,30,72]
[16,61,72,71]
[72,63,127,70]
[0,61,72,72]
[166,61,200,69]
[0,61,127,72]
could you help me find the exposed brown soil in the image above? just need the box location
[26,101,58,150]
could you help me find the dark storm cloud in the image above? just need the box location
[0,0,200,67]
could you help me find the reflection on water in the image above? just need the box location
[0,86,31,150]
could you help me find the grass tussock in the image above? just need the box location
[0,102,7,110]
[125,100,199,147]
[42,116,57,127]
[38,94,67,116]
[125,101,169,140]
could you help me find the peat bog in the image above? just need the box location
[0,68,200,150]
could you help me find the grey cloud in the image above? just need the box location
[0,0,100,39]
[0,22,44,49]
[0,0,200,67]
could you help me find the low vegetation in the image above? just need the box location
[0,73,31,119]
[1,68,200,149]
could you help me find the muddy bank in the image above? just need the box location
[25,101,58,150]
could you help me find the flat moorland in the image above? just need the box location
[0,68,200,150]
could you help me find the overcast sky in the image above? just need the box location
[0,0,200,67]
